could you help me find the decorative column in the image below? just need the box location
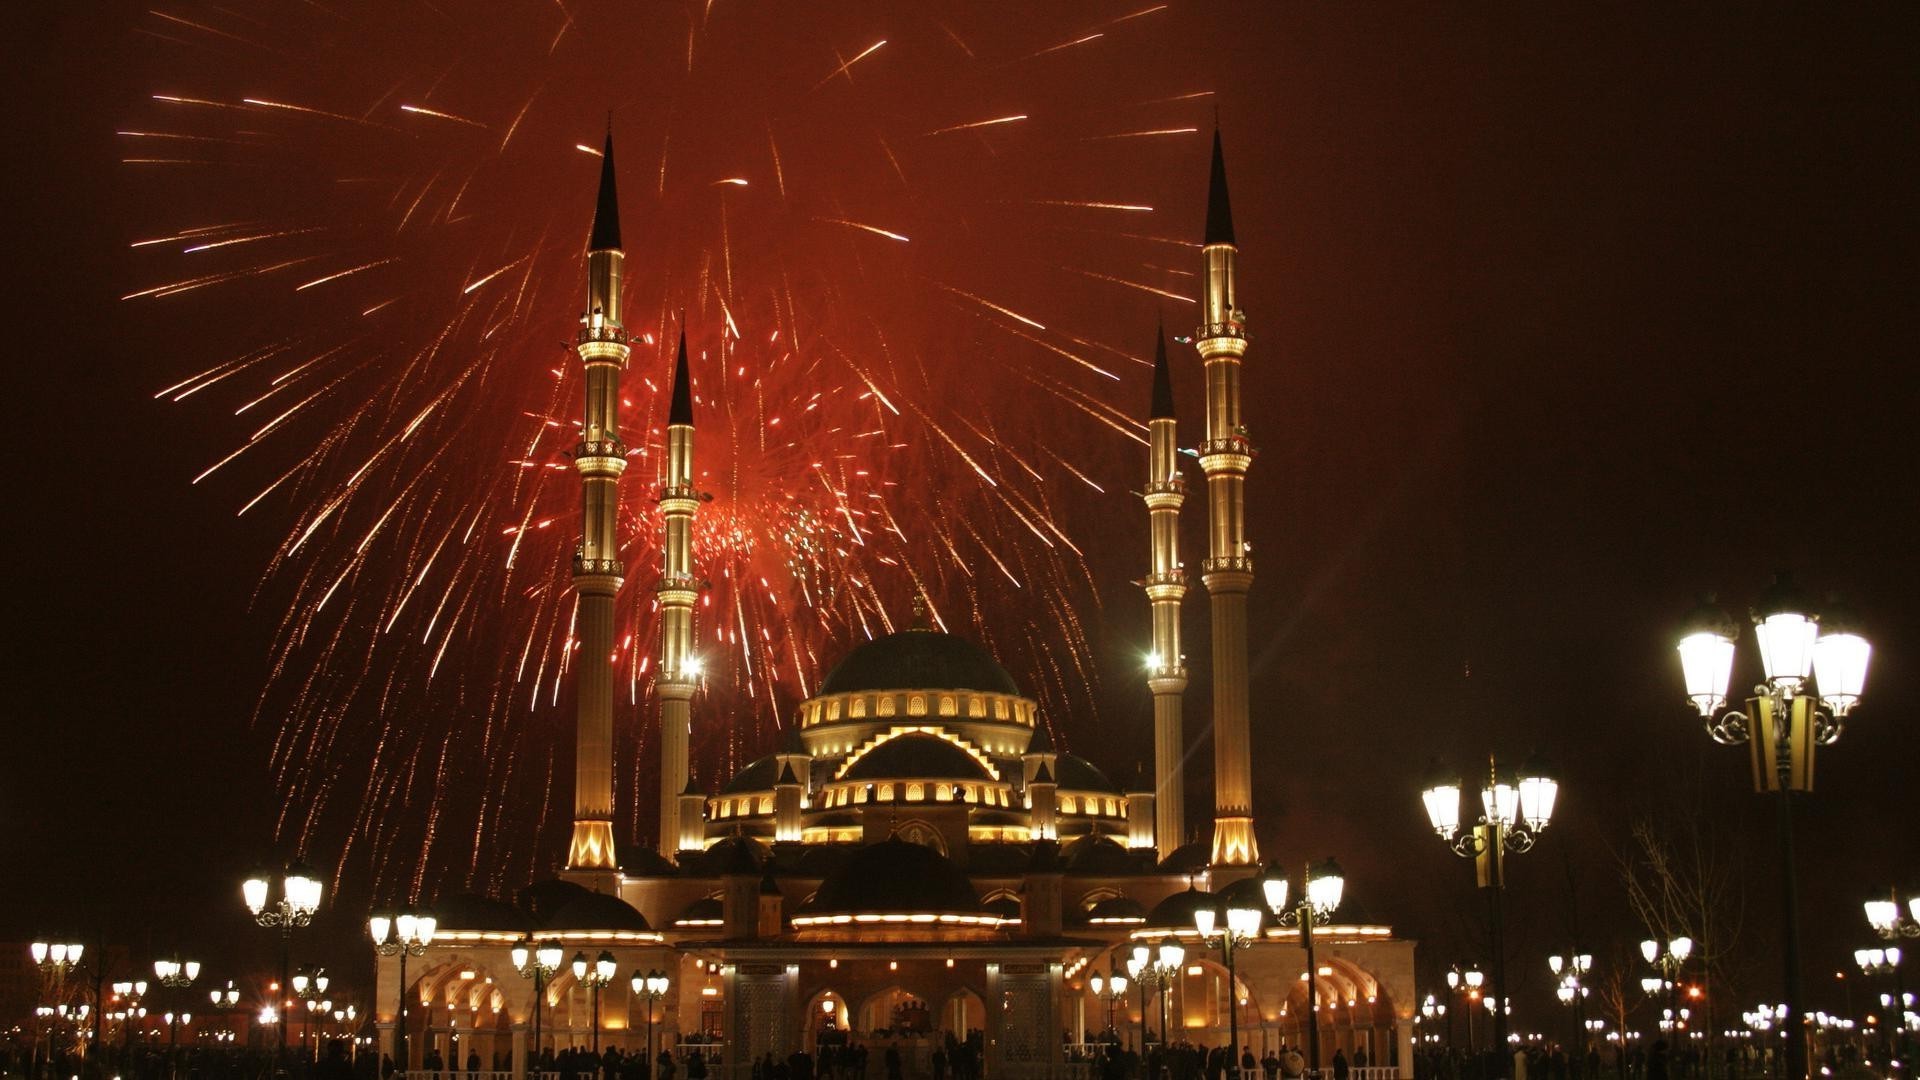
[657,332,700,857]
[1142,322,1189,861]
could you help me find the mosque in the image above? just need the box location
[370,128,1417,1080]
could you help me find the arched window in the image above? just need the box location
[969,697,986,718]
[849,697,867,718]
[908,695,927,717]
[878,783,894,801]
[878,696,897,717]
[993,699,1008,719]
[939,695,956,716]
[907,783,925,801]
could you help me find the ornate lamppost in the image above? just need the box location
[1548,953,1592,1076]
[1088,963,1130,1043]
[1640,938,1690,1049]
[1856,947,1907,1065]
[243,861,324,1064]
[1262,859,1345,1080]
[1421,757,1558,1074]
[513,938,564,1067]
[370,909,436,1067]
[292,968,330,1057]
[1447,965,1485,1053]
[111,979,149,1072]
[631,970,669,1065]
[1194,895,1262,1080]
[1131,941,1185,1051]
[30,941,86,1080]
[153,957,198,1079]
[571,951,617,1054]
[1676,578,1872,1080]
[1421,995,1449,1056]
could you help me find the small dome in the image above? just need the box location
[674,897,724,927]
[842,734,996,783]
[1054,754,1121,794]
[1143,885,1217,934]
[983,895,1022,921]
[1063,834,1137,874]
[1157,840,1211,874]
[542,890,654,934]
[430,892,529,933]
[1085,897,1147,925]
[800,838,984,919]
[721,755,782,794]
[819,629,1020,696]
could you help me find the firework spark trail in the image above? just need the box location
[129,0,1213,899]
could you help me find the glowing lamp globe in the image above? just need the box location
[1670,937,1693,963]
[1465,970,1485,990]
[1482,772,1520,829]
[1159,942,1184,970]
[1753,575,1818,687]
[1306,858,1346,918]
[510,943,530,971]
[1549,955,1565,976]
[1641,939,1660,965]
[596,951,617,982]
[571,952,588,981]
[1813,626,1871,716]
[1262,868,1290,914]
[1421,764,1462,839]
[243,873,270,915]
[537,943,564,971]
[1517,755,1558,831]
[1867,899,1900,933]
[1193,907,1216,939]
[1677,600,1738,717]
[1226,905,1262,939]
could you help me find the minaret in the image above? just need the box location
[1142,323,1188,862]
[656,329,700,857]
[566,129,628,874]
[1195,127,1258,866]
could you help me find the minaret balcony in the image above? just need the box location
[572,553,625,577]
[1193,319,1248,344]
[576,323,629,346]
[657,484,700,512]
[573,438,629,475]
[1200,555,1254,585]
[1142,479,1186,498]
[655,573,700,604]
[1140,573,1187,602]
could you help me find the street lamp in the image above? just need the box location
[1676,577,1872,1080]
[1641,938,1692,1045]
[1088,964,1130,1042]
[1195,895,1263,1080]
[1131,941,1185,1052]
[513,938,564,1067]
[1263,859,1344,1080]
[292,967,330,1057]
[1422,755,1558,1075]
[1856,947,1907,1063]
[1421,995,1450,1056]
[1549,953,1593,1074]
[630,969,669,1065]
[571,951,617,1053]
[243,861,324,1064]
[1447,966,1486,1052]
[370,908,436,1067]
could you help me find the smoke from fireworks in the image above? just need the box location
[123,0,1209,898]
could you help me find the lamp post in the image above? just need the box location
[1856,947,1907,1064]
[153,958,198,1079]
[1548,953,1593,1076]
[1194,895,1262,1080]
[1640,938,1691,1050]
[1262,859,1345,1080]
[630,969,669,1065]
[1132,941,1185,1051]
[1447,966,1484,1053]
[1675,577,1873,1080]
[513,939,564,1067]
[31,941,86,1080]
[1421,995,1449,1058]
[1089,964,1130,1043]
[243,861,324,1065]
[571,951,617,1054]
[112,980,149,1072]
[292,967,330,1057]
[1422,757,1558,1076]
[370,908,437,1068]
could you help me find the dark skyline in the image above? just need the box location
[4,1,1917,1030]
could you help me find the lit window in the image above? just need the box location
[908,695,927,717]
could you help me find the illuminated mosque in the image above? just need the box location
[371,128,1417,1080]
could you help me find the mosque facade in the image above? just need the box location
[371,126,1417,1080]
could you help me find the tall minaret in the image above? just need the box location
[656,330,699,857]
[1142,323,1188,862]
[566,130,628,873]
[1196,127,1258,866]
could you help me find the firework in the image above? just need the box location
[124,0,1209,898]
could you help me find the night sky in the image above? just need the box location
[5,1,1918,1033]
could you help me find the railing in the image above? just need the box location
[398,1071,553,1080]
[1353,1067,1399,1080]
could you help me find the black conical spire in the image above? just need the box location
[668,328,694,425]
[1150,319,1176,420]
[1204,125,1235,246]
[589,128,622,251]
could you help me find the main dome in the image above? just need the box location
[818,628,1020,696]
[799,837,986,920]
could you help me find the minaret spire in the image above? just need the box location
[657,327,701,858]
[566,132,630,877]
[1141,320,1188,861]
[1194,125,1258,866]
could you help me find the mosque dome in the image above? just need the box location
[541,889,655,934]
[1053,753,1121,794]
[430,892,529,933]
[1142,884,1217,934]
[721,755,784,794]
[841,733,996,783]
[797,837,989,921]
[818,628,1020,696]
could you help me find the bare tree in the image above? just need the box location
[1617,806,1750,1074]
